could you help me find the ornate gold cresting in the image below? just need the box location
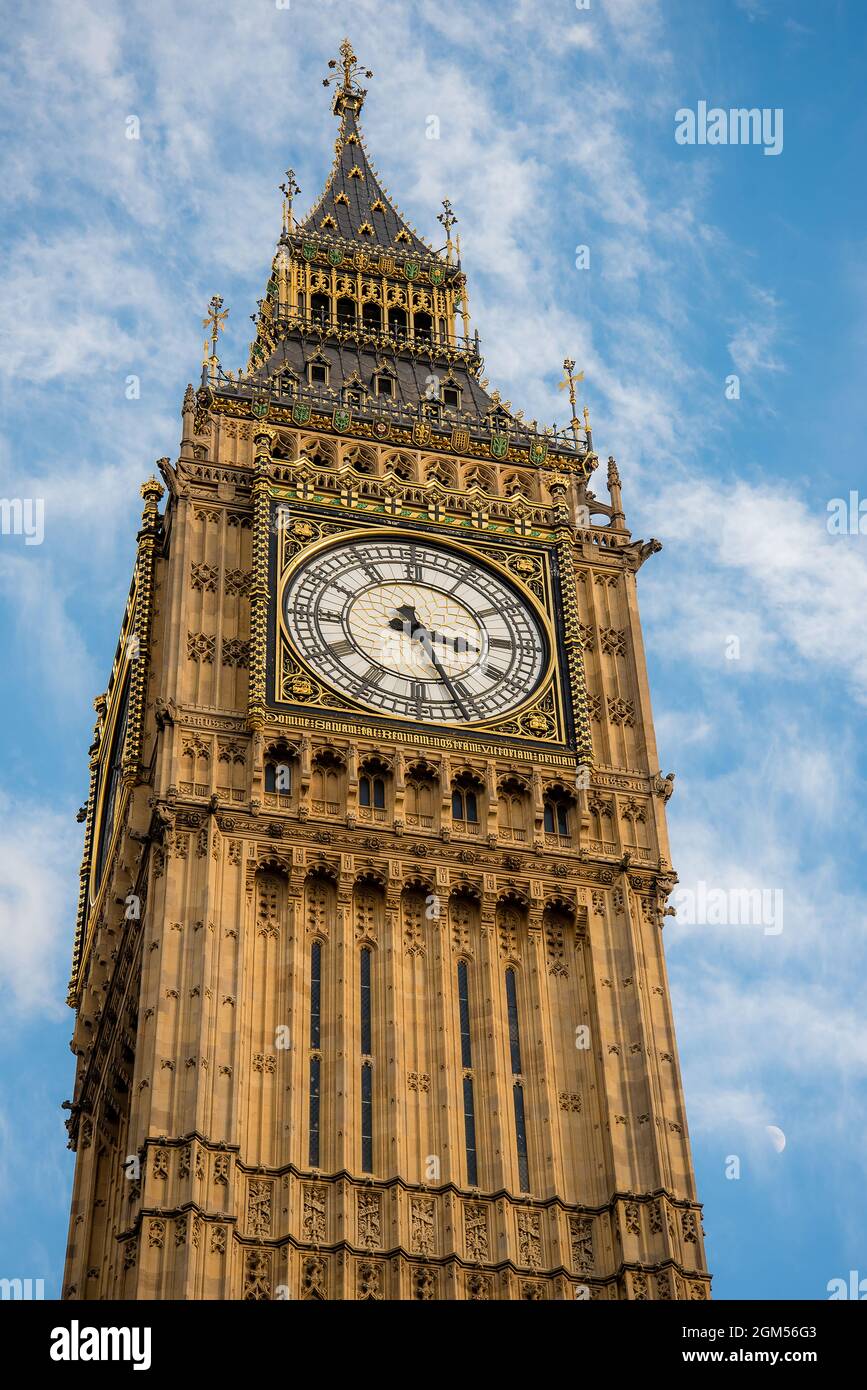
[122,477,164,788]
[248,427,276,732]
[548,472,594,775]
[69,701,104,1002]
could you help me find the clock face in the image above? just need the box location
[282,537,547,724]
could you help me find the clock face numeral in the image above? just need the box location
[282,538,547,725]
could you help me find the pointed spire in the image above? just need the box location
[295,37,432,255]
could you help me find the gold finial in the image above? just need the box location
[279,169,300,233]
[438,198,457,263]
[202,295,229,377]
[140,476,164,504]
[324,38,373,114]
[558,358,585,447]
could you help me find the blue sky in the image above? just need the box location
[1,0,865,1300]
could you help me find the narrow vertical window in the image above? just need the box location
[360,947,373,1172]
[361,1063,373,1174]
[309,1056,321,1167]
[458,960,472,1069]
[360,947,372,1055]
[463,1076,478,1187]
[457,960,478,1185]
[505,968,529,1192]
[309,940,322,1167]
[512,1082,529,1192]
[310,940,321,1049]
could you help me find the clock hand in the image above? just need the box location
[420,635,473,721]
[388,606,478,656]
[426,627,478,656]
[389,607,472,719]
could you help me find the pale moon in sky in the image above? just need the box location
[766,1125,786,1153]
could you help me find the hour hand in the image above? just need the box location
[426,627,478,656]
[389,604,421,635]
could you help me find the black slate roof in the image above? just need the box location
[259,337,499,419]
[297,103,432,257]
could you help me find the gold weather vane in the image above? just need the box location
[438,199,457,263]
[203,295,229,373]
[558,358,585,447]
[323,38,373,104]
[280,169,301,234]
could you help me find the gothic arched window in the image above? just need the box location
[336,296,356,329]
[264,747,293,798]
[358,758,389,822]
[362,301,382,332]
[310,294,330,327]
[505,968,530,1193]
[457,959,478,1186]
[360,946,374,1174]
[309,939,322,1167]
[498,778,530,843]
[452,773,482,832]
[543,790,573,843]
[388,305,407,337]
[359,775,386,809]
[311,752,343,816]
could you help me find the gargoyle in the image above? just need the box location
[622,538,663,572]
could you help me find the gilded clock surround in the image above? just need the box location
[273,522,563,740]
[61,40,710,1303]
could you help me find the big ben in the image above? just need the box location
[62,40,711,1302]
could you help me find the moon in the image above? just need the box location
[766,1125,786,1153]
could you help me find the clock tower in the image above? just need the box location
[63,40,711,1302]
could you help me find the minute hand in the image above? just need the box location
[418,633,472,720]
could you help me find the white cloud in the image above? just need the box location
[0,792,81,1019]
[728,288,786,376]
[0,554,97,708]
[641,477,867,705]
